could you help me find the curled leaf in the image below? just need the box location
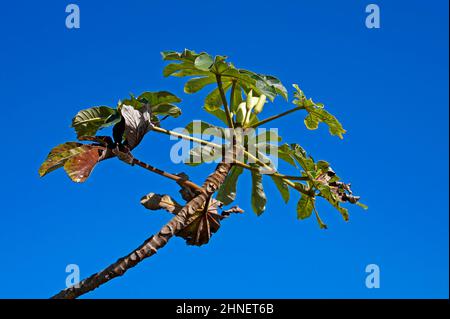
[121,104,154,150]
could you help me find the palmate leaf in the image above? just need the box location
[276,143,366,225]
[292,84,346,139]
[39,142,104,183]
[121,91,182,118]
[161,49,288,113]
[71,106,120,138]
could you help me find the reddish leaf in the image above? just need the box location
[63,145,103,183]
[39,142,83,177]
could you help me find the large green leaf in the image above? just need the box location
[216,165,244,205]
[71,106,120,138]
[250,167,267,216]
[162,49,287,106]
[184,76,216,94]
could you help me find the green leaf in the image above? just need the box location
[260,75,288,100]
[204,82,232,111]
[297,195,315,220]
[230,83,243,112]
[304,108,346,139]
[185,120,225,138]
[250,168,267,216]
[271,175,290,203]
[203,107,229,126]
[71,106,120,138]
[290,143,316,173]
[151,103,181,118]
[121,91,182,119]
[292,84,346,139]
[357,202,369,210]
[138,91,181,106]
[216,166,244,205]
[277,143,297,167]
[162,49,287,102]
[194,53,214,71]
[184,76,216,94]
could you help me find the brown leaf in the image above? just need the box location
[140,193,182,214]
[63,145,103,183]
[177,199,224,246]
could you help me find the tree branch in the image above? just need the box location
[51,160,233,299]
[250,106,304,128]
[215,74,234,129]
[131,158,204,195]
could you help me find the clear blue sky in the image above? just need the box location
[0,1,448,298]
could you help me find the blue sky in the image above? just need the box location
[0,1,448,298]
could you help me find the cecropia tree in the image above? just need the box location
[39,49,367,299]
